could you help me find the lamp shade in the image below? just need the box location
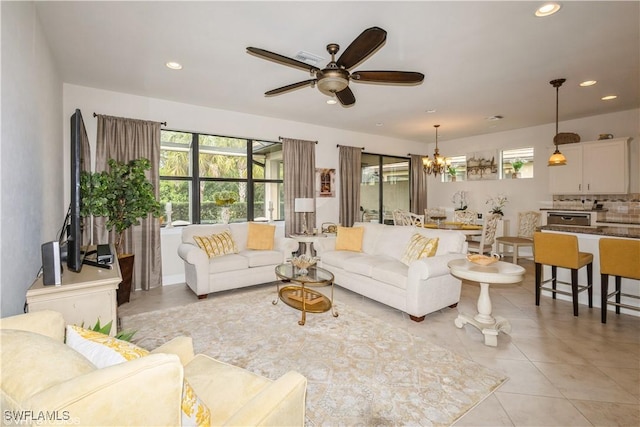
[294,198,314,213]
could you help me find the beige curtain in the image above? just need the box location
[94,114,162,291]
[282,138,316,237]
[338,146,362,227]
[410,154,428,215]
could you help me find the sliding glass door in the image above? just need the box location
[360,153,410,224]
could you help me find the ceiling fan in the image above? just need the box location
[246,27,424,106]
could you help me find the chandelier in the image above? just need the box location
[423,124,449,176]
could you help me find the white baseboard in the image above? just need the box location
[162,273,185,286]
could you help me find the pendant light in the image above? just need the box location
[548,78,567,166]
[423,124,448,176]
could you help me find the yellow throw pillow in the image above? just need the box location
[193,230,238,258]
[335,226,364,252]
[66,325,211,427]
[246,222,276,250]
[401,234,439,266]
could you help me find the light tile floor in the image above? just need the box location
[119,260,639,426]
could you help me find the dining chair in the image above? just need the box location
[599,238,640,323]
[453,210,478,225]
[533,232,593,317]
[467,213,501,255]
[496,211,541,264]
[392,209,424,227]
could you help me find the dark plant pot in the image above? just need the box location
[117,254,135,306]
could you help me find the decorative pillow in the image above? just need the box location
[182,379,211,427]
[66,326,211,426]
[66,325,149,369]
[335,226,364,252]
[193,230,238,258]
[400,234,439,266]
[246,222,276,250]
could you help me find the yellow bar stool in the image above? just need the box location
[534,232,593,316]
[599,238,640,323]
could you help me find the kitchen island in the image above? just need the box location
[537,226,640,317]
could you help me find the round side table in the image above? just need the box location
[447,259,525,346]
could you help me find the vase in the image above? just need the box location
[512,172,520,179]
[220,207,231,224]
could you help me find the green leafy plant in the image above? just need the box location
[510,159,525,172]
[88,319,136,342]
[447,166,457,177]
[213,190,237,207]
[81,158,163,255]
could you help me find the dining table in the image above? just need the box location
[423,222,484,236]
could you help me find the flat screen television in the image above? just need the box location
[66,109,91,272]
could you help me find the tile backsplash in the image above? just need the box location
[552,193,640,224]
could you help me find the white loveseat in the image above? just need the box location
[314,222,468,321]
[178,222,298,298]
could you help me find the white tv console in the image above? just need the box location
[26,247,122,335]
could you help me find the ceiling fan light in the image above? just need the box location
[326,98,337,105]
[317,75,349,93]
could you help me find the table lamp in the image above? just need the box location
[294,198,314,234]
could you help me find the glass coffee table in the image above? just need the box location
[273,263,338,325]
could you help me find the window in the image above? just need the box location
[501,147,534,179]
[360,154,410,224]
[443,155,467,182]
[159,130,283,225]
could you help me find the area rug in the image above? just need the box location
[121,286,507,426]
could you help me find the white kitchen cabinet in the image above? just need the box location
[549,137,630,195]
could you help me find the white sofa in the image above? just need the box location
[178,222,299,298]
[314,222,468,321]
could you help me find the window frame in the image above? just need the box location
[159,130,283,225]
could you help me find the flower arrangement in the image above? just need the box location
[486,194,508,215]
[214,190,237,207]
[452,190,468,211]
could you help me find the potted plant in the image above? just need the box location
[213,190,237,224]
[510,159,525,178]
[447,166,457,182]
[486,194,508,216]
[81,158,163,305]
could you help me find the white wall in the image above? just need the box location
[427,109,640,235]
[1,2,63,316]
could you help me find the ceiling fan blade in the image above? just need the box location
[351,71,425,84]
[335,87,356,106]
[247,47,320,73]
[265,79,316,96]
[336,27,387,70]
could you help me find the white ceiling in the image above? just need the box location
[35,1,639,144]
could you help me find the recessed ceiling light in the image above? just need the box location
[375,122,384,127]
[602,95,618,101]
[486,115,504,121]
[165,61,183,70]
[579,80,597,87]
[426,109,437,113]
[535,2,561,17]
[326,98,337,105]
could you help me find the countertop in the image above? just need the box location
[540,208,608,212]
[538,225,640,239]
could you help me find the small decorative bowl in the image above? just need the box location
[291,255,317,272]
[467,254,500,266]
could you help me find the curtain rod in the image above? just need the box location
[336,144,364,150]
[278,136,318,144]
[93,112,167,126]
